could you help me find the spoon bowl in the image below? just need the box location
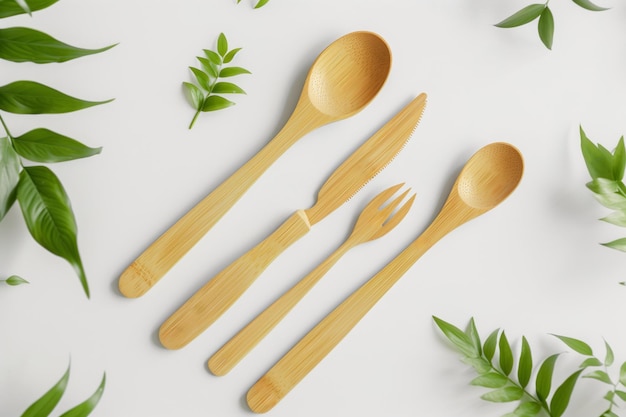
[118,31,391,298]
[246,142,524,413]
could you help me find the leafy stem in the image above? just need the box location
[183,32,250,129]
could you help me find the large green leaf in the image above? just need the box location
[483,329,499,362]
[17,165,89,297]
[538,7,554,50]
[58,373,105,417]
[550,369,583,417]
[518,336,533,388]
[536,353,560,402]
[495,4,546,28]
[0,135,20,220]
[581,126,615,180]
[499,332,514,376]
[601,237,626,252]
[553,334,594,355]
[433,316,479,358]
[12,128,101,162]
[201,95,235,112]
[0,81,112,114]
[481,386,524,402]
[0,27,115,63]
[0,0,58,18]
[571,0,609,11]
[471,372,508,388]
[21,364,69,417]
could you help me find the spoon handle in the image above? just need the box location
[159,210,312,350]
[246,228,439,413]
[118,111,320,299]
[208,239,354,376]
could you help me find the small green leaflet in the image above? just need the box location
[19,363,106,417]
[5,275,29,285]
[0,81,113,114]
[183,32,250,129]
[0,27,116,63]
[0,135,20,220]
[236,0,270,8]
[17,166,90,297]
[0,0,58,18]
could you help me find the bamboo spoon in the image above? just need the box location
[118,31,392,298]
[208,184,416,376]
[246,142,524,413]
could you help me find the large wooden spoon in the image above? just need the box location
[119,31,392,298]
[247,142,524,413]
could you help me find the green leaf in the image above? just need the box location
[518,336,533,388]
[219,66,251,77]
[587,178,620,194]
[612,137,626,180]
[223,47,242,64]
[0,0,58,18]
[602,410,619,417]
[550,369,583,417]
[536,353,560,402]
[471,372,508,388]
[495,4,546,28]
[538,7,554,50]
[615,390,626,401]
[481,386,524,403]
[581,126,615,180]
[602,238,626,252]
[183,82,203,111]
[583,370,613,384]
[553,334,593,355]
[462,357,493,374]
[512,402,542,417]
[620,361,626,386]
[591,191,626,211]
[604,340,615,367]
[197,56,218,78]
[433,316,479,358]
[0,27,115,64]
[580,357,603,368]
[499,332,514,376]
[203,49,222,66]
[217,33,228,57]
[58,373,105,417]
[0,136,21,221]
[465,317,482,357]
[212,82,246,95]
[0,81,112,114]
[600,211,626,227]
[12,128,101,163]
[17,166,89,298]
[21,364,70,417]
[484,329,499,362]
[5,275,29,285]
[189,67,211,91]
[571,0,609,11]
[254,0,270,7]
[201,95,235,112]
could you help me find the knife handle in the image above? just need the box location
[159,210,311,350]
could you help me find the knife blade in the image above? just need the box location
[159,93,427,350]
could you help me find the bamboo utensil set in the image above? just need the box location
[118,31,524,412]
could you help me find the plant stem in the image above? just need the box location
[0,113,14,139]
[189,109,201,129]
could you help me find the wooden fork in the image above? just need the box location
[208,183,415,376]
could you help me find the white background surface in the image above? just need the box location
[2,0,626,416]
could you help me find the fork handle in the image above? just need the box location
[159,210,311,350]
[208,239,353,376]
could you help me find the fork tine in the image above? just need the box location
[373,192,416,239]
[379,188,412,219]
[367,183,404,212]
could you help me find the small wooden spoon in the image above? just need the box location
[246,142,524,413]
[119,31,392,298]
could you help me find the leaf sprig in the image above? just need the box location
[19,363,105,417]
[495,0,609,50]
[236,0,270,8]
[580,126,626,254]
[183,33,251,129]
[0,0,115,298]
[433,316,626,417]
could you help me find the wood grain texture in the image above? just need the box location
[246,143,524,413]
[118,31,392,298]
[208,184,415,376]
